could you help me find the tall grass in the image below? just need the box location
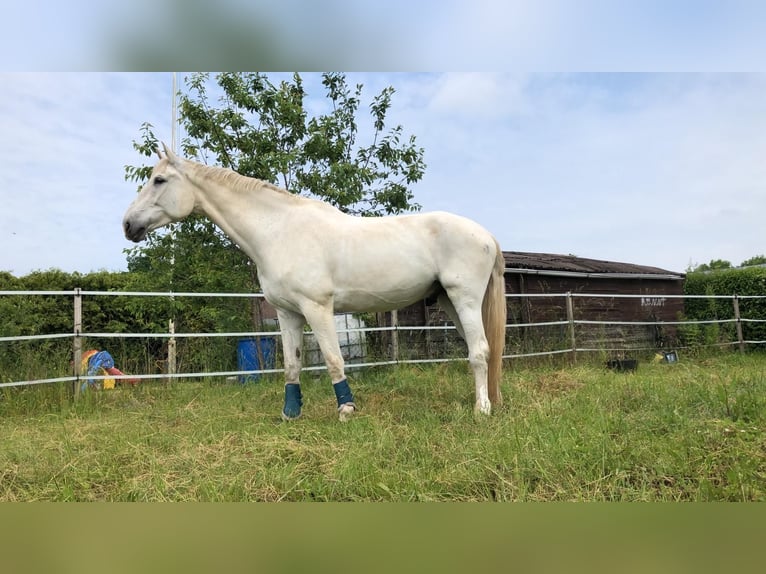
[0,354,764,501]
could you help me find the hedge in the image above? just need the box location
[683,267,766,345]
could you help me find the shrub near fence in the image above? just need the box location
[0,270,261,383]
[4,289,766,394]
[684,267,766,346]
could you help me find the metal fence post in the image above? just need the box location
[167,318,177,383]
[391,309,399,363]
[566,292,576,364]
[733,294,745,354]
[72,288,82,399]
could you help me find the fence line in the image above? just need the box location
[0,333,73,343]
[572,318,736,327]
[3,289,756,300]
[2,289,766,391]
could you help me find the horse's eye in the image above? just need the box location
[154,175,167,185]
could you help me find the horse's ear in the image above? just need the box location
[161,141,180,166]
[155,146,163,160]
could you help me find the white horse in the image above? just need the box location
[123,144,507,421]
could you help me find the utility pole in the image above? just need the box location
[167,72,178,385]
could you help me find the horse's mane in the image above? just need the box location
[185,160,299,201]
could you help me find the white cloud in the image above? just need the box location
[428,73,528,119]
[386,73,766,272]
[0,73,172,275]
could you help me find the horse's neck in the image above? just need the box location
[190,171,290,266]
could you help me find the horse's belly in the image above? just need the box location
[333,280,437,313]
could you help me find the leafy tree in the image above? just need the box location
[692,259,733,273]
[740,255,766,268]
[124,73,426,332]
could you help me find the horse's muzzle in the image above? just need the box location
[123,218,147,242]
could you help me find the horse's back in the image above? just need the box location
[331,210,495,270]
[326,211,499,312]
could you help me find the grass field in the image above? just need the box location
[1,353,764,501]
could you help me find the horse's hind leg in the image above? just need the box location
[277,309,306,420]
[302,302,357,421]
[442,290,491,416]
[437,292,465,340]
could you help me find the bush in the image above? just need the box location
[684,267,766,344]
[0,269,256,385]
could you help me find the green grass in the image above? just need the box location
[1,354,765,501]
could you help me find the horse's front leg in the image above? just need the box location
[302,303,356,422]
[276,309,306,421]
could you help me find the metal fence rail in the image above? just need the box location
[2,289,766,391]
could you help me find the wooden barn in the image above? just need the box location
[383,251,685,359]
[503,251,685,354]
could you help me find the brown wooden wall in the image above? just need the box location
[389,272,685,355]
[505,273,685,324]
[505,273,685,351]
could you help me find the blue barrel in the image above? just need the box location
[237,337,277,383]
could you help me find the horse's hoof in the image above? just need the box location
[474,402,492,417]
[281,411,301,422]
[338,402,356,422]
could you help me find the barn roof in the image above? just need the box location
[503,251,685,280]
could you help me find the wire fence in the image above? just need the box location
[2,289,766,391]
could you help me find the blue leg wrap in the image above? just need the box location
[282,383,303,420]
[333,379,355,409]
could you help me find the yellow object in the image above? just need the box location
[81,349,98,373]
[103,376,115,390]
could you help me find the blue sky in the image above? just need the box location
[1,72,765,277]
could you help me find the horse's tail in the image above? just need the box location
[482,239,507,407]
